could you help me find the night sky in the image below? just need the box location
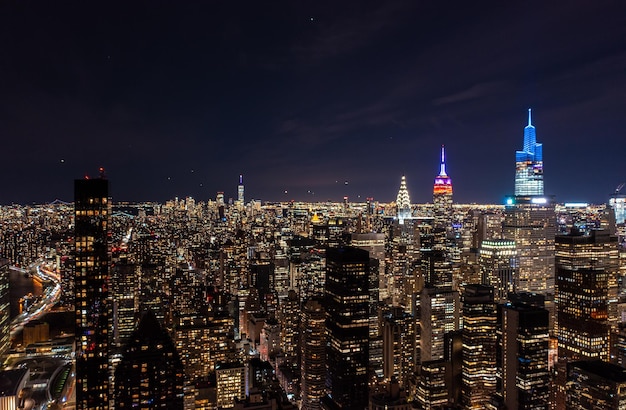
[1,1,625,205]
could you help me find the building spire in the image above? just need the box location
[439,145,447,176]
[528,108,532,127]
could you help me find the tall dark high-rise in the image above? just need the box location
[555,228,619,361]
[322,246,370,410]
[74,172,111,410]
[496,302,550,409]
[461,285,496,409]
[381,306,414,389]
[114,310,185,409]
[301,298,326,410]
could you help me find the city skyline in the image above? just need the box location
[1,1,626,204]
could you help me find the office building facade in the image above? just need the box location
[461,285,497,409]
[497,302,550,409]
[479,240,517,303]
[323,246,370,409]
[555,229,619,361]
[74,175,111,410]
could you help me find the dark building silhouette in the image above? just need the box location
[322,246,370,410]
[566,360,626,409]
[114,310,184,409]
[495,301,549,409]
[74,174,110,410]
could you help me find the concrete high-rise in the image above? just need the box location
[74,172,111,410]
[322,246,370,410]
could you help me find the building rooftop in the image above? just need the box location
[0,368,29,397]
[570,360,626,383]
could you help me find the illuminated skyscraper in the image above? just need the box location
[111,260,139,348]
[74,173,111,410]
[352,233,384,381]
[555,228,619,361]
[301,298,326,410]
[479,240,517,303]
[238,174,244,204]
[461,285,496,409]
[433,145,453,233]
[496,302,549,409]
[215,363,246,408]
[515,109,543,196]
[420,286,460,363]
[609,190,626,225]
[382,307,415,389]
[503,196,555,295]
[504,111,555,295]
[322,246,370,410]
[396,175,411,223]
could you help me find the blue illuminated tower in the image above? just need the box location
[504,110,555,296]
[515,109,543,196]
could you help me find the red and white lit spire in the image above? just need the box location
[433,145,452,195]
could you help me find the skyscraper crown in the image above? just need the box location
[396,175,411,221]
[433,145,452,195]
[515,109,544,196]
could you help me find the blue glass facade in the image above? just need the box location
[515,109,544,196]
